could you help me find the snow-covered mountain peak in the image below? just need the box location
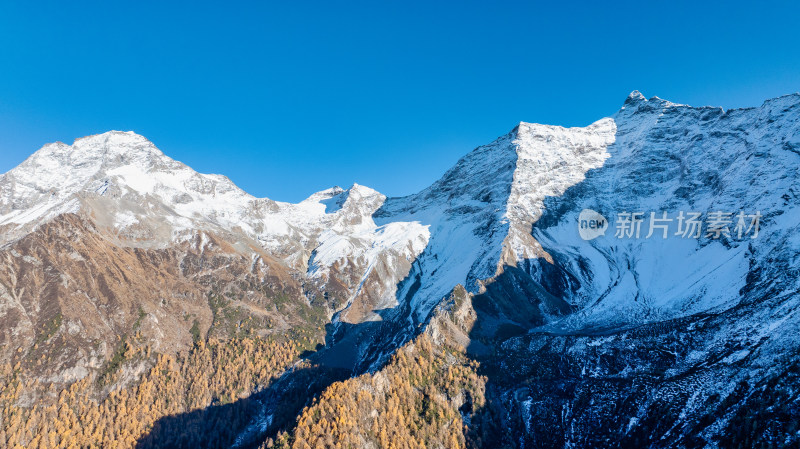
[758,92,800,115]
[54,130,169,170]
[0,131,432,321]
[302,186,345,203]
[72,129,156,151]
[503,118,616,264]
[0,130,261,244]
[624,90,646,104]
[300,184,385,217]
[619,91,690,115]
[365,117,618,324]
[9,130,182,195]
[521,91,800,332]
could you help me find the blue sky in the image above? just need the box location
[1,1,798,202]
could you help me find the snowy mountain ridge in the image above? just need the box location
[0,132,430,303]
[0,116,617,330]
[2,91,799,337]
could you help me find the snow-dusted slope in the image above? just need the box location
[526,91,800,330]
[373,118,617,323]
[0,132,430,322]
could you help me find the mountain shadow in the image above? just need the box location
[460,274,800,448]
[133,359,350,449]
[136,255,433,448]
[456,172,800,448]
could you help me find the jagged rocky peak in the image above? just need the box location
[625,89,646,104]
[304,183,385,216]
[502,117,616,265]
[304,185,347,203]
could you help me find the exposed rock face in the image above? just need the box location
[1,91,799,448]
[0,213,311,388]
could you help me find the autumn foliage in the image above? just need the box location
[264,334,486,449]
[0,336,300,449]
